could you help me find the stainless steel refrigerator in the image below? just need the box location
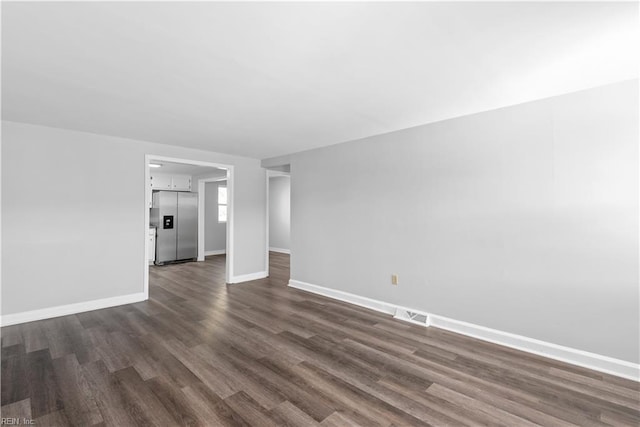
[150,191,198,265]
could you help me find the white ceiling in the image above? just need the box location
[2,2,637,159]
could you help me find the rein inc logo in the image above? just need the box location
[1,419,34,425]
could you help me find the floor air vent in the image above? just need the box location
[394,308,430,327]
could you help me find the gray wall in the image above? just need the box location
[190,170,228,253]
[290,80,639,363]
[205,180,227,252]
[269,176,291,251]
[2,121,266,315]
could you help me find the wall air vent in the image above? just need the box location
[394,308,430,327]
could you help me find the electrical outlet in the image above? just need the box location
[391,274,399,285]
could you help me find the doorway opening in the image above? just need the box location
[266,170,291,280]
[144,155,234,300]
[197,175,228,260]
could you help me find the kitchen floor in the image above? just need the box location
[1,252,639,425]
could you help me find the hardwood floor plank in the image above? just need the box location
[191,343,287,410]
[1,325,23,348]
[89,330,135,373]
[600,407,640,427]
[548,367,640,401]
[223,390,285,427]
[269,401,320,426]
[0,398,32,421]
[376,376,483,426]
[21,322,50,354]
[319,411,363,427]
[26,348,65,418]
[41,318,76,360]
[82,360,143,427]
[112,366,178,426]
[180,381,246,427]
[286,358,461,426]
[51,354,103,426]
[161,338,240,399]
[146,375,205,426]
[291,360,432,426]
[426,382,540,427]
[1,344,29,406]
[34,410,72,427]
[134,332,202,387]
[219,351,335,423]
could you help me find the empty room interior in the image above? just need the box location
[1,1,639,426]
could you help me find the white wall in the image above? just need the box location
[205,181,227,252]
[1,121,266,316]
[269,176,290,251]
[290,80,639,363]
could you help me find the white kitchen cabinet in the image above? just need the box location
[171,175,192,191]
[150,173,172,190]
[150,173,191,191]
[149,227,156,264]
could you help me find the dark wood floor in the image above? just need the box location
[2,252,639,426]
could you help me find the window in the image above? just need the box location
[218,185,227,222]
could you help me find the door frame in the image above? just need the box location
[197,176,228,262]
[145,155,235,298]
[265,170,291,276]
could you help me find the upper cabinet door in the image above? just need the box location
[151,174,172,190]
[172,175,192,191]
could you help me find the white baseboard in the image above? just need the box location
[229,271,268,284]
[1,292,147,327]
[287,279,639,381]
[205,249,226,256]
[289,280,396,315]
[427,314,640,381]
[269,247,291,254]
